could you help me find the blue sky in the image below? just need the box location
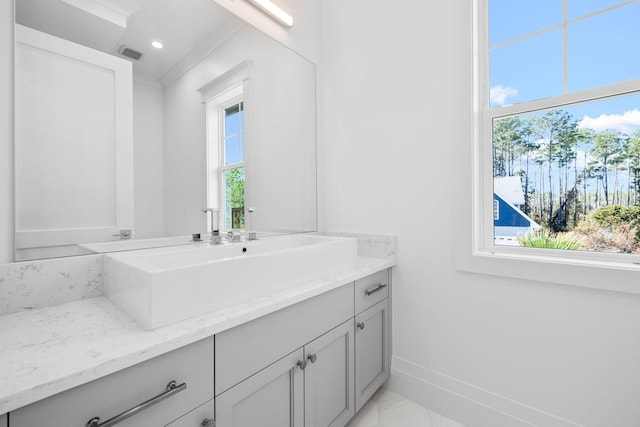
[489,0,640,135]
[224,106,244,165]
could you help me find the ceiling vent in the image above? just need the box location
[118,45,143,61]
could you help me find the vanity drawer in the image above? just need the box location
[10,337,214,427]
[165,398,215,427]
[215,283,354,395]
[355,269,389,314]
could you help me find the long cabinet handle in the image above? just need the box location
[86,381,187,427]
[364,283,387,296]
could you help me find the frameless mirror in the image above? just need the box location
[13,0,317,261]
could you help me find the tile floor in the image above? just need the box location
[346,388,465,427]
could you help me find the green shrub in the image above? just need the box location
[590,205,640,229]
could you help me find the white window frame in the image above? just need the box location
[199,61,252,232]
[220,97,245,229]
[454,0,640,295]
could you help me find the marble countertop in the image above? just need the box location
[0,256,393,414]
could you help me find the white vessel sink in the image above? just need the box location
[103,234,358,329]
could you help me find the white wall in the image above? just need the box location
[319,1,640,426]
[0,1,13,263]
[133,78,165,239]
[163,25,316,236]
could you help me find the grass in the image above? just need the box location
[517,228,583,250]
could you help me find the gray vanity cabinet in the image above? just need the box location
[10,337,214,427]
[215,283,357,427]
[354,270,391,412]
[216,320,355,427]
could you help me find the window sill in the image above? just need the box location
[455,248,640,295]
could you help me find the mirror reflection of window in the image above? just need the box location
[223,101,245,229]
[205,82,246,232]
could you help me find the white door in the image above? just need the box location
[14,24,133,258]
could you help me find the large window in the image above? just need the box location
[483,0,640,257]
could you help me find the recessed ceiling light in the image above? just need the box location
[151,41,163,49]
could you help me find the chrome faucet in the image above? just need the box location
[201,208,221,244]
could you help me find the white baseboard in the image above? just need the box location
[386,356,582,427]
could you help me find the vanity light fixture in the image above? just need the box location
[151,41,163,49]
[246,0,294,28]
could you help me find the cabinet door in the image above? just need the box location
[0,413,6,427]
[355,298,390,412]
[304,320,355,427]
[216,349,304,427]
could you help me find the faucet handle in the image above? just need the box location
[226,231,242,242]
[112,229,132,239]
[201,208,219,235]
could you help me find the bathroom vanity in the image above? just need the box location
[0,237,393,427]
[215,269,390,427]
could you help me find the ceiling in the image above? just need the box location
[15,0,244,81]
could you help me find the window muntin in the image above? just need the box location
[567,0,631,19]
[485,0,640,256]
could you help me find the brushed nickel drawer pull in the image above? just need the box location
[357,322,365,330]
[364,283,387,296]
[86,381,187,427]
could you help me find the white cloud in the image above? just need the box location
[578,109,640,135]
[490,85,518,106]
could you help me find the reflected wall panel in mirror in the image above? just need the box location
[13,0,317,261]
